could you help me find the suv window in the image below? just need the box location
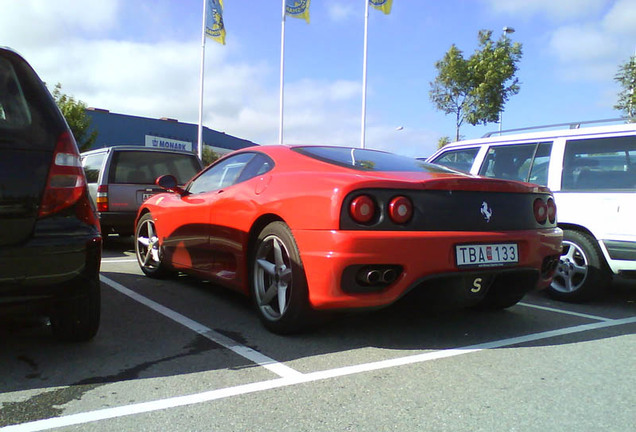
[109,150,201,185]
[82,153,106,183]
[431,148,479,172]
[0,57,31,128]
[562,135,636,191]
[479,142,552,185]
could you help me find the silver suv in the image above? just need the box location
[428,121,636,302]
[81,146,203,236]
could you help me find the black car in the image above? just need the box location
[0,47,101,341]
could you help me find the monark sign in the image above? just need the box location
[145,135,193,152]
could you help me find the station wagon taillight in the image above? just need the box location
[38,131,86,218]
[96,185,108,212]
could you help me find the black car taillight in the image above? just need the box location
[39,131,86,218]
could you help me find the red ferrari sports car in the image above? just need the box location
[135,145,562,334]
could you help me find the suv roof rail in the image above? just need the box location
[482,117,634,138]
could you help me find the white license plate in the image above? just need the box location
[456,243,518,267]
[142,192,155,201]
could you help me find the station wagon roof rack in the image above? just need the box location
[482,117,634,138]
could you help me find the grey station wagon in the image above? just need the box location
[81,146,203,237]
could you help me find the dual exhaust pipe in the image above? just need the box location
[357,266,400,286]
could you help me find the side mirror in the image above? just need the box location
[156,175,185,195]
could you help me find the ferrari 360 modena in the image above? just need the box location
[135,146,563,334]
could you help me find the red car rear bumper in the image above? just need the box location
[293,228,563,310]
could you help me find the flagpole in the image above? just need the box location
[361,0,370,149]
[197,0,207,161]
[279,0,286,145]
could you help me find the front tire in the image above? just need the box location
[250,222,312,334]
[135,212,170,278]
[548,230,609,302]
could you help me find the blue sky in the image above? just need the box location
[1,0,634,157]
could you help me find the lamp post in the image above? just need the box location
[499,26,516,132]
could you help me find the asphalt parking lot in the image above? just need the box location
[1,236,635,432]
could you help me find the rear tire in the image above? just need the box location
[50,274,101,342]
[250,222,313,334]
[548,230,609,302]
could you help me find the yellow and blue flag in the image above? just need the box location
[369,0,393,15]
[205,0,226,44]
[285,0,311,23]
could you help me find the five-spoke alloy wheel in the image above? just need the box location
[251,222,311,334]
[549,230,608,302]
[135,212,170,278]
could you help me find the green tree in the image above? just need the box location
[437,136,451,149]
[614,55,636,120]
[201,146,220,166]
[430,30,522,141]
[51,83,97,151]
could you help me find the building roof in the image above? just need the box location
[85,108,257,153]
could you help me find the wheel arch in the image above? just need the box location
[245,214,287,297]
[558,222,611,270]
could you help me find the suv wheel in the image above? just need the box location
[549,230,609,302]
[50,274,101,342]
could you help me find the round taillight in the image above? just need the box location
[349,195,376,224]
[547,197,556,224]
[388,196,413,224]
[533,198,548,224]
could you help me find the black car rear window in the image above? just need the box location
[293,146,452,173]
[109,151,202,184]
[0,57,32,128]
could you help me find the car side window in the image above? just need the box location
[479,144,538,182]
[527,142,552,186]
[430,148,479,172]
[81,153,106,183]
[562,135,636,191]
[237,154,274,183]
[188,153,255,194]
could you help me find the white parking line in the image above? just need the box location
[101,259,138,264]
[5,314,636,432]
[100,275,303,380]
[518,302,614,322]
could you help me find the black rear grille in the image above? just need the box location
[340,189,556,231]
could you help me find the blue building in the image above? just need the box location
[85,108,257,155]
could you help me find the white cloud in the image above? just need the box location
[0,0,120,47]
[484,0,610,21]
[327,2,357,22]
[603,0,636,36]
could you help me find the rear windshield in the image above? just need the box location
[109,151,202,184]
[293,146,452,173]
[0,57,32,128]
